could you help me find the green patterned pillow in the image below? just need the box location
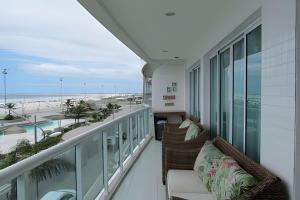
[184,122,200,141]
[211,156,257,200]
[193,141,225,191]
[179,119,192,128]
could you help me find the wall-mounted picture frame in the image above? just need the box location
[172,86,177,92]
[167,87,172,93]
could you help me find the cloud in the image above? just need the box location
[22,63,142,81]
[0,0,144,79]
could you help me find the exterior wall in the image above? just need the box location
[295,0,300,199]
[152,64,185,112]
[260,0,296,198]
[184,0,296,198]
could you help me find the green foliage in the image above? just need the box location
[114,104,121,110]
[69,103,87,123]
[33,136,62,153]
[5,103,17,117]
[0,152,17,169]
[0,136,62,170]
[4,114,14,120]
[106,103,114,110]
[62,122,82,133]
[64,99,74,113]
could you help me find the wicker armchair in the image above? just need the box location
[161,128,209,184]
[166,137,288,200]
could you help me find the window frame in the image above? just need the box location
[207,19,261,162]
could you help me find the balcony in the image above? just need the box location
[0,107,152,200]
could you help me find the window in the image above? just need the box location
[233,39,245,152]
[210,56,218,138]
[190,67,201,118]
[246,26,261,162]
[209,25,261,162]
[220,49,231,141]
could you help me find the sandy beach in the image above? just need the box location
[0,93,143,154]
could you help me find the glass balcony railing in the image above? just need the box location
[0,107,152,200]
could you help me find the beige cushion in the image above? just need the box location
[172,193,217,200]
[184,123,200,141]
[167,170,211,198]
[179,119,193,128]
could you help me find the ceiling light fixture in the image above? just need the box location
[165,12,176,16]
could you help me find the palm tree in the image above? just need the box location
[6,103,16,117]
[114,104,121,110]
[106,103,114,111]
[65,99,73,113]
[70,104,87,123]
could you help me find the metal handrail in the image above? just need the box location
[0,107,149,186]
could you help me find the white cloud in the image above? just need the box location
[22,63,142,81]
[0,0,144,79]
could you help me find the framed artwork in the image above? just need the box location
[167,87,172,93]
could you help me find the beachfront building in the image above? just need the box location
[0,0,300,200]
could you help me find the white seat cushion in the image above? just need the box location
[172,193,216,200]
[167,170,211,198]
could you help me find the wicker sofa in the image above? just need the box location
[165,137,287,200]
[161,118,208,185]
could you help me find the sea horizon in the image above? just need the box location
[0,92,142,104]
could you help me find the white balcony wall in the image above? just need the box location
[183,0,297,198]
[260,0,296,199]
[152,63,185,113]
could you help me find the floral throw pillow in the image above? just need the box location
[184,122,200,141]
[211,156,257,200]
[179,119,192,129]
[193,141,225,191]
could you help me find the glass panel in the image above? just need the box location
[190,71,194,115]
[246,25,262,162]
[194,69,198,117]
[144,110,149,135]
[80,134,104,199]
[220,49,231,141]
[0,179,17,200]
[210,56,218,138]
[120,119,130,161]
[131,115,138,149]
[198,68,201,117]
[138,113,144,142]
[105,123,120,179]
[32,148,76,200]
[233,39,245,152]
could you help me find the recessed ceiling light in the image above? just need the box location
[174,56,180,59]
[165,12,176,16]
[162,50,168,53]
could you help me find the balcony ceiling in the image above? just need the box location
[79,0,261,64]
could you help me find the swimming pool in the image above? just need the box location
[21,119,77,140]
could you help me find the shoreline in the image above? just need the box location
[0,94,143,154]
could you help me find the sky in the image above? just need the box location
[0,0,144,95]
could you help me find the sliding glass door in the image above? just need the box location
[210,56,218,138]
[210,24,261,163]
[233,39,245,152]
[246,25,262,162]
[220,49,231,141]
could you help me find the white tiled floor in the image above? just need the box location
[112,139,166,200]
